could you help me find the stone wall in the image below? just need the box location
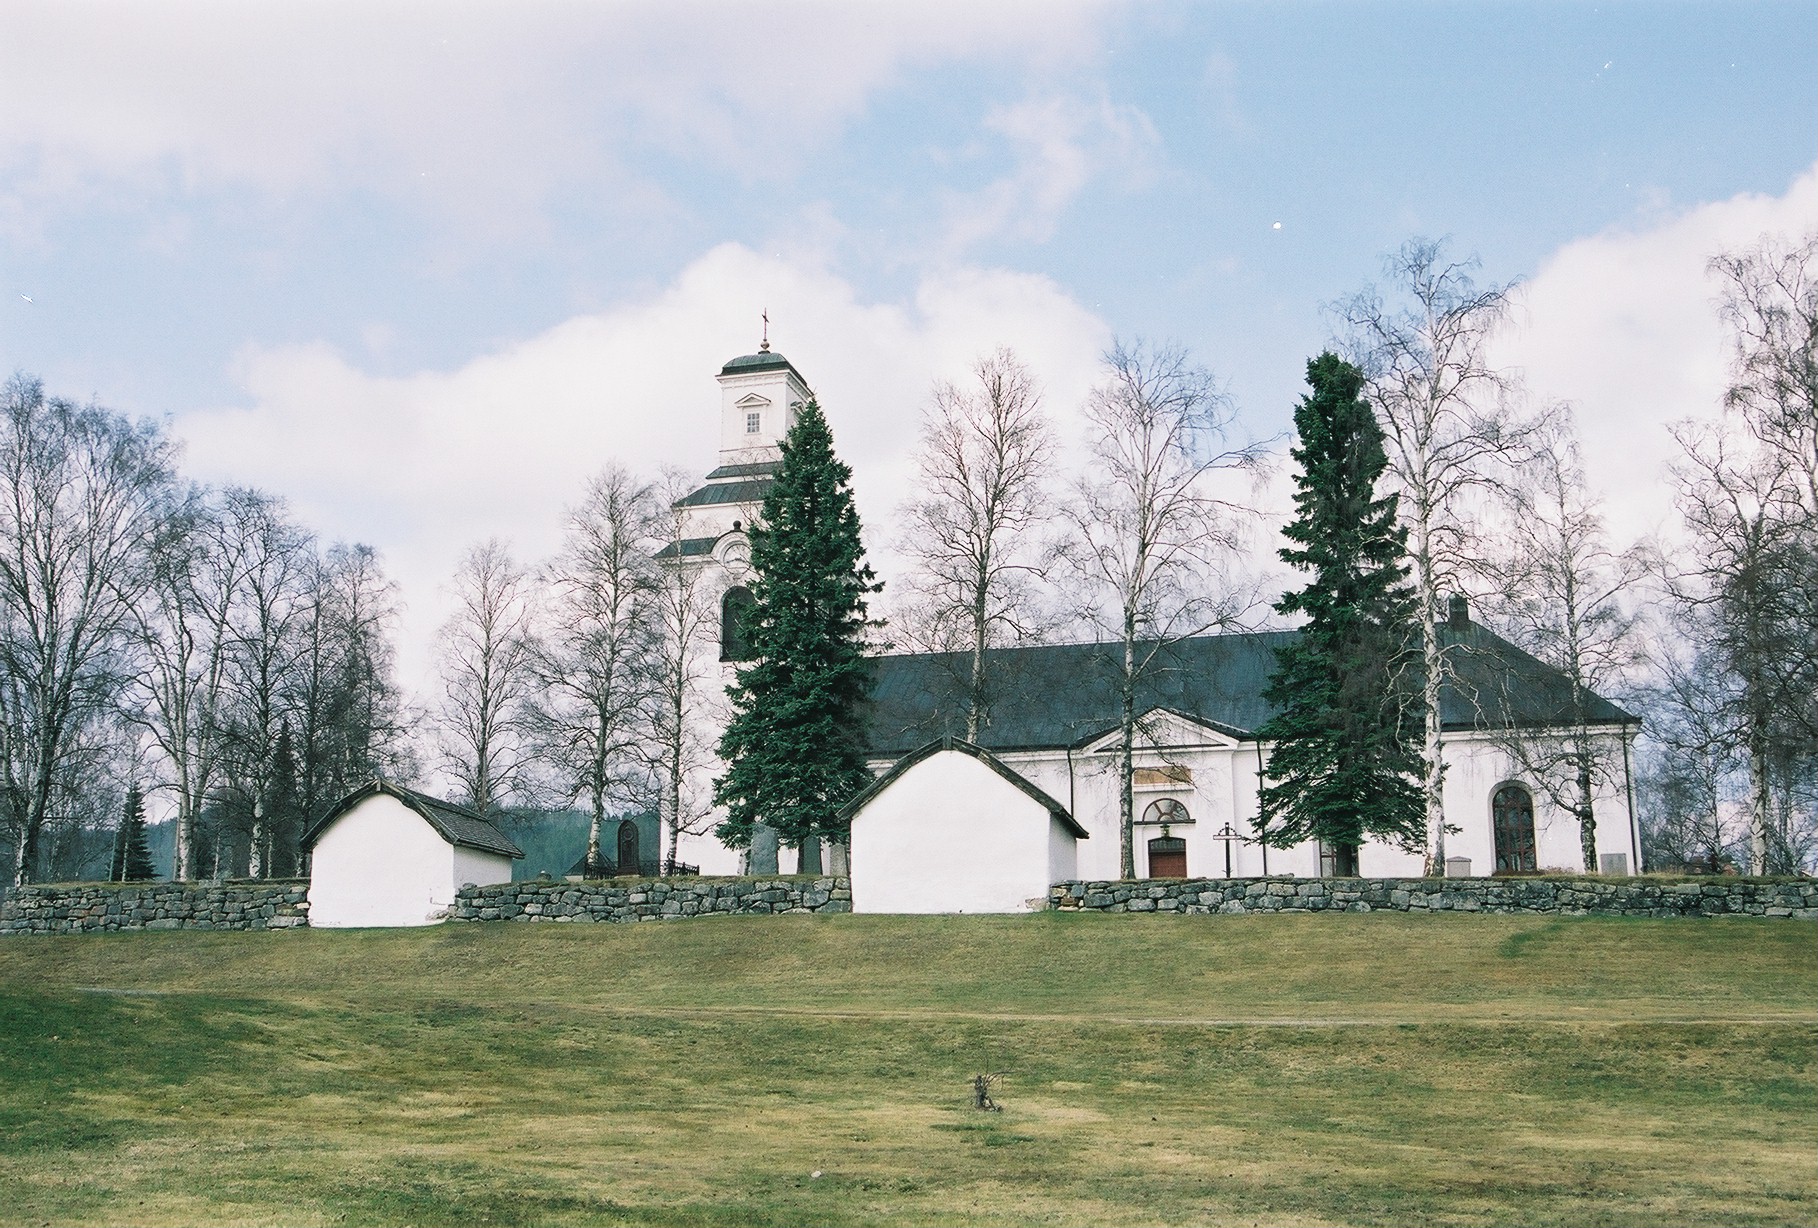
[1050,875,1818,918]
[0,880,310,934]
[9,873,1808,934]
[451,875,852,922]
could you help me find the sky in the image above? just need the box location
[3,0,1815,701]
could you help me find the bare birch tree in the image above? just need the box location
[1340,238,1547,874]
[0,376,175,886]
[1636,642,1747,873]
[1475,419,1643,871]
[289,542,413,828]
[1711,231,1818,517]
[896,348,1055,739]
[1668,421,1813,874]
[131,490,243,881]
[534,466,661,875]
[1712,231,1818,755]
[433,539,540,818]
[1061,340,1266,878]
[650,471,720,872]
[218,489,313,878]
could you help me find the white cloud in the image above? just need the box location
[0,1,1117,236]
[175,243,1111,696]
[1496,162,1818,548]
[939,92,1160,254]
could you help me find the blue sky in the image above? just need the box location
[2,0,1814,685]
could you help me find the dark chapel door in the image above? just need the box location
[617,820,642,877]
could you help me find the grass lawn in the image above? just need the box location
[1,912,1813,1227]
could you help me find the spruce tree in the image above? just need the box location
[715,399,880,854]
[1255,353,1426,869]
[112,784,157,882]
[265,721,303,876]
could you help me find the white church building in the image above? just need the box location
[662,345,1645,895]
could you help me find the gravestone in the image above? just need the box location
[748,823,779,875]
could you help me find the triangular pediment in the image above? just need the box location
[1080,707,1243,755]
[734,392,773,409]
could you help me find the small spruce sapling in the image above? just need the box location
[112,784,158,882]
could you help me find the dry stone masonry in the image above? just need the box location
[6,873,1813,934]
[450,875,852,922]
[1050,875,1818,917]
[0,880,309,934]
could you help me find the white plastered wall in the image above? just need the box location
[850,751,1071,913]
[309,796,510,927]
[1047,814,1079,885]
[453,843,515,893]
[1435,729,1639,875]
[718,365,810,464]
[991,728,1638,880]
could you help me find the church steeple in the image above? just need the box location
[665,341,817,565]
[716,337,812,466]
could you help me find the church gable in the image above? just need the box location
[1079,708,1244,755]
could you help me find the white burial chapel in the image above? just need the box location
[658,345,1645,908]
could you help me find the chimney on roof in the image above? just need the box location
[1448,594,1469,629]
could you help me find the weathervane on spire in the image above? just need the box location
[760,309,770,352]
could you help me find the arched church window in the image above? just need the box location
[1141,798,1191,825]
[1492,783,1538,873]
[721,586,756,662]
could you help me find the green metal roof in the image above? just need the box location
[862,622,1638,758]
[674,478,774,508]
[653,536,719,560]
[719,350,803,380]
[705,460,782,480]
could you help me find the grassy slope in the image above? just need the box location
[1,914,1813,1227]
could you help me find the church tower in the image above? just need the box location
[668,340,814,577]
[661,339,820,876]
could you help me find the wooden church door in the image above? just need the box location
[1148,836,1188,878]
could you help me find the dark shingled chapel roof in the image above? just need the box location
[837,736,1089,838]
[862,621,1638,760]
[302,779,524,859]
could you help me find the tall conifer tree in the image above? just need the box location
[1256,353,1426,869]
[715,400,879,853]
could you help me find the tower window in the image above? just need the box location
[746,411,761,434]
[721,586,756,661]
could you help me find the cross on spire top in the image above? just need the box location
[760,309,770,352]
